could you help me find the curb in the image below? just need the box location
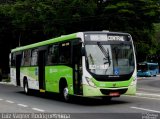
[137,74,160,80]
[0,82,13,85]
[137,77,146,80]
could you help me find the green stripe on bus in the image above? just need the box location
[11,33,77,52]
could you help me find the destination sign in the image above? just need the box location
[90,35,124,41]
[90,35,108,41]
[107,36,124,41]
[85,34,130,42]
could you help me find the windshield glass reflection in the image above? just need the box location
[85,44,134,75]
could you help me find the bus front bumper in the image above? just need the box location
[82,84,129,97]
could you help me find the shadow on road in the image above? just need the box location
[0,84,130,106]
[17,90,129,106]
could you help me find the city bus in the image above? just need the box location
[137,62,159,77]
[10,31,137,101]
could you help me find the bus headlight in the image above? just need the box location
[85,77,96,87]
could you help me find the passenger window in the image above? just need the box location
[47,44,59,65]
[22,50,31,66]
[59,42,71,64]
[31,49,38,66]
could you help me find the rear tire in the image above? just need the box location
[24,80,30,95]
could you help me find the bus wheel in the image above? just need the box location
[24,80,29,95]
[63,87,69,102]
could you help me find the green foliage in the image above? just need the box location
[153,23,160,53]
[0,0,160,72]
[102,0,159,62]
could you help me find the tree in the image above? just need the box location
[0,0,160,74]
[99,0,160,62]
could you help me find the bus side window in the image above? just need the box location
[22,50,31,66]
[47,44,59,65]
[59,42,71,64]
[31,49,38,66]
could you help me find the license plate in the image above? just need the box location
[109,92,120,96]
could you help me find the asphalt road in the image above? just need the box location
[0,76,160,119]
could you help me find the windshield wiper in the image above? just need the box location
[97,42,111,66]
[113,46,119,66]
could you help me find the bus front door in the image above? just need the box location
[38,50,46,92]
[72,41,82,95]
[16,54,21,86]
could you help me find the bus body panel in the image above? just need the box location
[81,48,137,97]
[125,70,137,95]
[92,77,132,88]
[82,76,136,97]
[137,71,151,77]
[125,82,136,95]
[20,67,39,90]
[10,68,17,85]
[45,66,73,94]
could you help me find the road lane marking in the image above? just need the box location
[32,108,45,112]
[6,100,14,103]
[138,88,160,92]
[1,99,45,112]
[17,104,28,107]
[136,92,160,97]
[131,107,160,113]
[124,95,160,101]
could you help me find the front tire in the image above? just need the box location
[63,87,70,102]
[59,79,71,102]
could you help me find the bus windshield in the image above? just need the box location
[85,44,134,75]
[137,64,148,71]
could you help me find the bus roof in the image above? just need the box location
[11,33,77,52]
[11,31,131,53]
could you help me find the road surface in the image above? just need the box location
[0,76,160,119]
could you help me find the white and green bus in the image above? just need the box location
[10,31,137,101]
